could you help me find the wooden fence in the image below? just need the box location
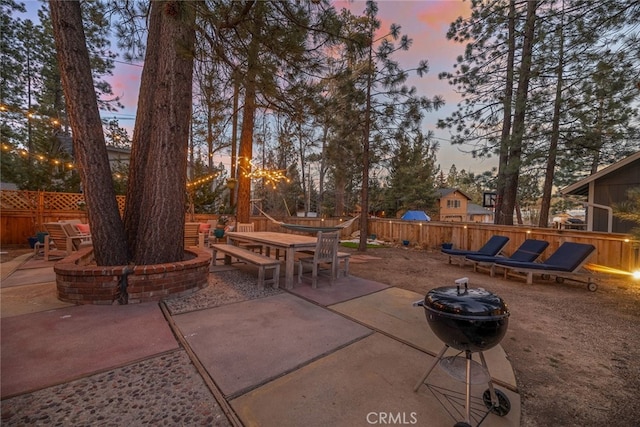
[0,190,125,245]
[2,190,638,272]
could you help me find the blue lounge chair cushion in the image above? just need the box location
[466,239,549,264]
[441,235,510,257]
[495,242,595,272]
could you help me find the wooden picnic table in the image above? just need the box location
[226,231,317,289]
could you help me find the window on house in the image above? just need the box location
[447,200,461,208]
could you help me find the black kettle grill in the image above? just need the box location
[414,278,511,427]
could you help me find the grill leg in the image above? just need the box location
[478,351,498,407]
[464,351,472,425]
[414,344,449,392]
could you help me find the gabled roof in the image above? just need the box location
[561,151,640,196]
[437,188,471,200]
[467,203,493,215]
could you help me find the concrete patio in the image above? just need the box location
[1,251,521,427]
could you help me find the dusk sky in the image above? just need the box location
[336,0,495,174]
[103,1,498,174]
[24,0,496,174]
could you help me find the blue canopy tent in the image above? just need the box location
[401,210,430,221]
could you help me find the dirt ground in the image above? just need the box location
[343,244,640,427]
[3,244,639,426]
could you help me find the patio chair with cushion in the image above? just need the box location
[74,223,91,236]
[63,222,91,243]
[197,222,212,247]
[465,239,549,276]
[494,242,597,289]
[59,219,83,226]
[297,231,340,289]
[441,235,510,266]
[42,222,92,261]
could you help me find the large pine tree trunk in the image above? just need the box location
[334,173,346,217]
[50,0,128,266]
[358,35,374,252]
[237,79,256,223]
[499,0,537,225]
[494,0,516,225]
[539,16,565,228]
[229,80,239,209]
[124,1,196,265]
[318,126,328,216]
[236,36,259,224]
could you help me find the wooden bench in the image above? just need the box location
[210,244,281,289]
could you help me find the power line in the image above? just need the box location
[112,59,143,68]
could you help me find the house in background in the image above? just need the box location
[106,146,131,168]
[467,202,494,223]
[60,134,132,172]
[561,151,640,234]
[436,188,494,223]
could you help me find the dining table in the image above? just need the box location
[225,231,318,289]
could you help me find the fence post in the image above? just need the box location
[37,190,45,233]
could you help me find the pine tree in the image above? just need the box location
[197,1,338,223]
[49,0,127,266]
[383,134,439,216]
[122,1,196,265]
[2,1,123,192]
[440,0,639,225]
[328,1,443,249]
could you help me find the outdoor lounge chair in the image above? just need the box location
[42,222,92,261]
[441,235,510,266]
[494,242,597,290]
[465,239,549,276]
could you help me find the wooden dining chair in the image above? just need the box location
[236,223,255,233]
[236,222,263,253]
[184,222,204,248]
[297,231,340,288]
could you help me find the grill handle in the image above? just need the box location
[455,277,469,295]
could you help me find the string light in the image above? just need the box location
[240,158,291,189]
[4,140,221,190]
[0,104,231,188]
[0,103,63,128]
[186,173,218,188]
[1,142,76,169]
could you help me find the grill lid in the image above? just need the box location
[424,278,509,318]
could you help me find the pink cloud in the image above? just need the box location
[109,63,142,111]
[418,1,471,28]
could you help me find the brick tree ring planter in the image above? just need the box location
[54,247,212,304]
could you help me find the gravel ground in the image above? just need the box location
[165,268,283,315]
[1,269,282,426]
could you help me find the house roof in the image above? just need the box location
[106,146,132,155]
[437,188,471,200]
[467,203,493,215]
[561,151,640,196]
[0,182,18,190]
